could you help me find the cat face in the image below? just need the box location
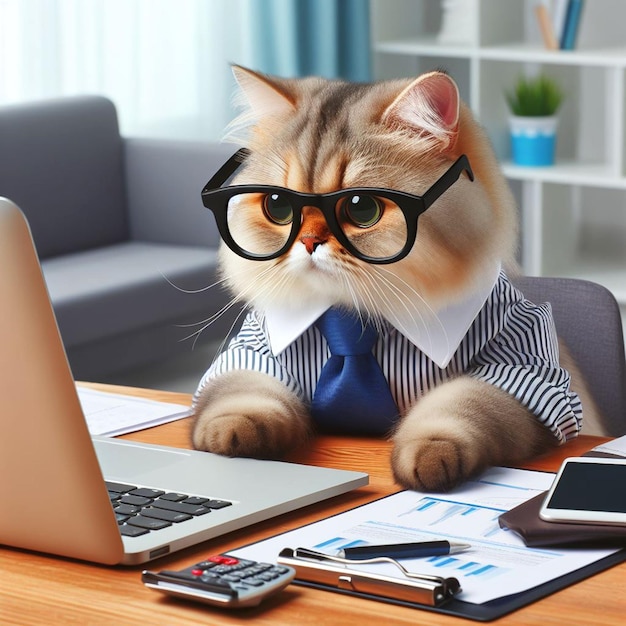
[218,68,517,321]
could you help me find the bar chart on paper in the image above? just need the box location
[313,496,516,582]
[402,497,506,538]
[232,467,620,604]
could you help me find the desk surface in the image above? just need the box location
[2,384,623,625]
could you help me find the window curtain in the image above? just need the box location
[244,0,371,81]
[0,0,252,140]
[0,0,371,140]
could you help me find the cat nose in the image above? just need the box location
[300,234,327,254]
[300,207,330,254]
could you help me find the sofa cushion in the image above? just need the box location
[41,242,223,348]
[0,96,128,258]
[125,138,236,248]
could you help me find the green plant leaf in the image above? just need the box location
[505,75,563,116]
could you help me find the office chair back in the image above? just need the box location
[514,276,626,437]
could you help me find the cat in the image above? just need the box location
[191,66,590,492]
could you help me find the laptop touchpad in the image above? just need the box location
[93,438,189,480]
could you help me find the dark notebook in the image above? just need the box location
[499,491,626,547]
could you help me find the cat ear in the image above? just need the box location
[232,65,296,119]
[382,71,460,151]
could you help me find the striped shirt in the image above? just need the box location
[195,272,582,443]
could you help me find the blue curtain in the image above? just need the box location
[245,0,371,81]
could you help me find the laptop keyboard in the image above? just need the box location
[106,481,233,537]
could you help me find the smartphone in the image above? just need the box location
[539,456,626,525]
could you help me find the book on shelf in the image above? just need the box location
[535,3,558,50]
[560,0,585,50]
[551,0,570,42]
[534,0,585,51]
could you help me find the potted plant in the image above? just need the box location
[505,74,564,166]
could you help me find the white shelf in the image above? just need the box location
[372,0,626,308]
[376,37,474,59]
[480,44,626,66]
[376,39,626,67]
[501,162,626,189]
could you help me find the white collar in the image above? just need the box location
[263,264,501,369]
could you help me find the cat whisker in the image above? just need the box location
[176,262,282,349]
[160,270,235,295]
[178,300,246,351]
[161,266,255,345]
[372,266,449,354]
[370,267,430,325]
[209,305,249,355]
[349,262,436,347]
[249,262,301,317]
[344,266,387,333]
[373,266,444,328]
[340,270,367,325]
[213,259,302,337]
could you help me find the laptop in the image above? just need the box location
[0,198,368,566]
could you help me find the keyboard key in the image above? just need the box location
[152,499,212,516]
[159,492,189,502]
[120,523,150,537]
[142,507,192,523]
[220,574,243,582]
[105,481,137,493]
[114,503,141,515]
[108,483,233,538]
[126,515,172,530]
[182,496,208,506]
[120,495,154,507]
[199,573,226,586]
[130,488,165,499]
[207,555,240,566]
[205,499,232,510]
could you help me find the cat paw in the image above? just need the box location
[391,435,478,492]
[193,412,279,458]
[191,370,311,459]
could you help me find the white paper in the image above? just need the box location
[77,387,191,437]
[590,435,626,458]
[231,467,620,605]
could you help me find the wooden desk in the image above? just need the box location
[1,384,623,625]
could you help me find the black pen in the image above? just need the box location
[338,540,471,560]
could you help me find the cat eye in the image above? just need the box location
[263,192,294,225]
[341,194,384,228]
[201,149,474,264]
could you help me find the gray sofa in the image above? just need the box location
[0,95,238,380]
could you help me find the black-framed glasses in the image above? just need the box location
[201,148,474,265]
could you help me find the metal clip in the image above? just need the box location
[278,547,461,607]
[293,547,447,584]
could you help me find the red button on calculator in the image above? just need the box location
[207,555,239,566]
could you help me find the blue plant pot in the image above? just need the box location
[509,115,558,167]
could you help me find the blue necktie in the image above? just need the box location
[311,308,398,434]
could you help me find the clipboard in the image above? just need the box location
[229,471,626,622]
[277,547,462,607]
[276,547,625,621]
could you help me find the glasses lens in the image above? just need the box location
[338,194,408,259]
[263,192,294,225]
[343,194,383,228]
[226,192,293,256]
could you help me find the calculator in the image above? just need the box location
[141,554,296,608]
